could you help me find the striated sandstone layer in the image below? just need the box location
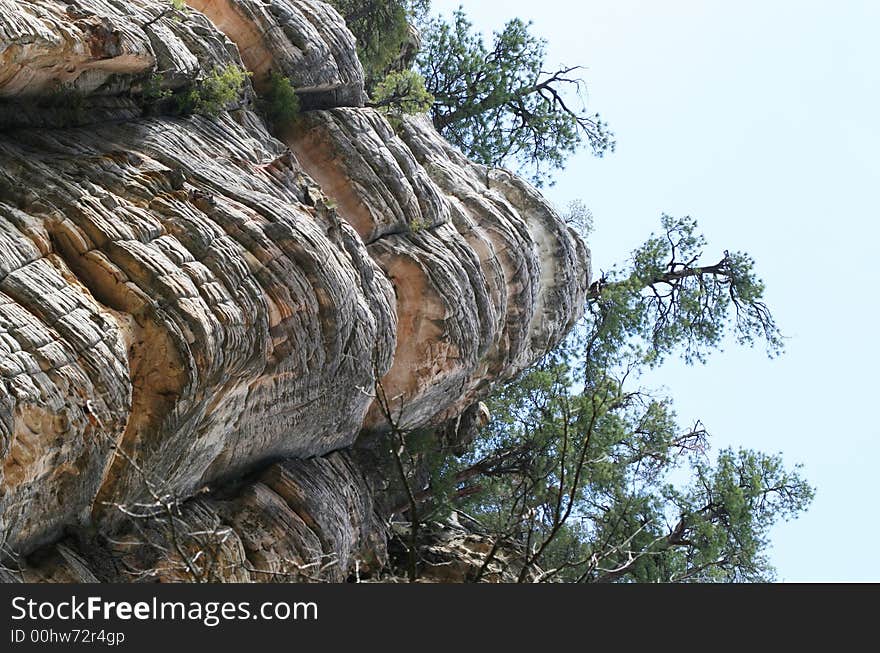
[0,0,588,581]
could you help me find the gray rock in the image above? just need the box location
[0,0,589,580]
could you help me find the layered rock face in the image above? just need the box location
[0,0,588,581]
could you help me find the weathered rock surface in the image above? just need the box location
[186,0,366,108]
[0,0,588,581]
[0,0,243,129]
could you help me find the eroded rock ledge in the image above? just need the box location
[0,0,588,581]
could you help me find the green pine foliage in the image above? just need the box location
[327,0,417,88]
[142,74,173,104]
[371,70,434,125]
[417,9,614,187]
[260,71,301,127]
[421,216,812,582]
[177,65,250,118]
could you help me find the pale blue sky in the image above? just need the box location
[432,0,880,581]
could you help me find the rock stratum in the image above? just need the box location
[0,0,588,582]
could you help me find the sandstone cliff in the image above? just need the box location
[0,0,588,582]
